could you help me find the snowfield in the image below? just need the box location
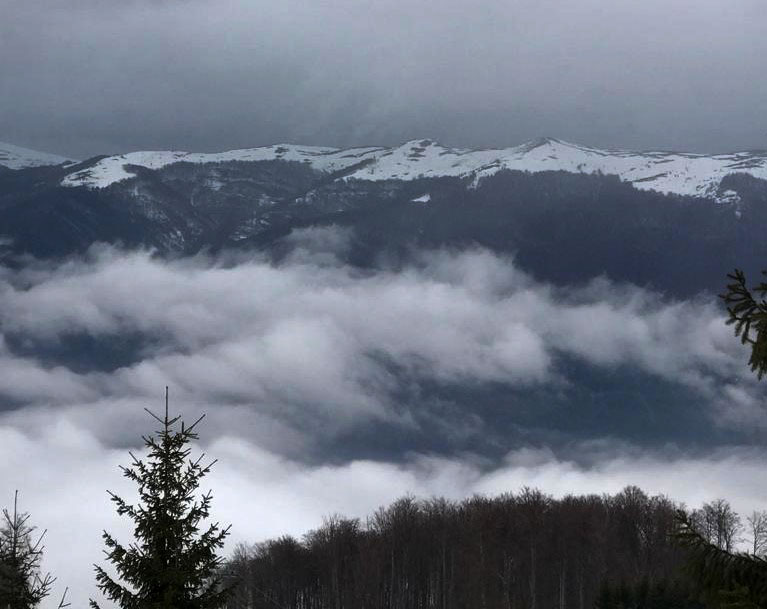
[59,137,767,202]
[60,145,385,189]
[0,141,74,169]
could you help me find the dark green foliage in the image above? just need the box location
[721,270,767,379]
[91,390,233,609]
[0,491,58,609]
[676,510,767,609]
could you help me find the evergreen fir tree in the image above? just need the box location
[0,491,66,609]
[91,388,234,609]
[671,268,767,608]
[675,510,766,609]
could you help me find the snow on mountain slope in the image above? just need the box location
[0,141,74,169]
[61,137,767,201]
[60,144,385,189]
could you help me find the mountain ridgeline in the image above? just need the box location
[1,138,767,298]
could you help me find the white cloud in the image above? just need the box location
[0,244,757,439]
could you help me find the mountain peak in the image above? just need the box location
[518,136,584,152]
[398,138,441,150]
[530,136,561,146]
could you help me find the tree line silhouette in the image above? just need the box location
[222,488,755,609]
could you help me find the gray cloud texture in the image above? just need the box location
[0,236,758,442]
[1,236,765,608]
[1,0,766,158]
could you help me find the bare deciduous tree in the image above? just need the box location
[746,510,767,557]
[225,486,704,609]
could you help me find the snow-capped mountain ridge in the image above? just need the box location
[0,141,75,170]
[59,137,767,202]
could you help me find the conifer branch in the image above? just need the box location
[721,269,767,379]
[675,509,767,607]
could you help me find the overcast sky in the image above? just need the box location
[1,0,766,159]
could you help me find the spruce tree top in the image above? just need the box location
[91,388,233,609]
[0,491,63,609]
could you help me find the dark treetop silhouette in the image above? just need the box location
[91,388,234,609]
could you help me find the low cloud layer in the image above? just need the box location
[0,237,764,607]
[0,238,757,444]
[2,0,766,157]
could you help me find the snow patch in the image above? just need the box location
[61,145,383,189]
[718,189,741,205]
[411,193,431,203]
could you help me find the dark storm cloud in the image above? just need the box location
[1,0,766,158]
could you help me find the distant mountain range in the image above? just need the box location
[2,137,767,297]
[9,137,765,203]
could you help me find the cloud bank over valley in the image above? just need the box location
[0,233,764,607]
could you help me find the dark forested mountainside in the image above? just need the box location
[1,159,767,297]
[222,487,747,609]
